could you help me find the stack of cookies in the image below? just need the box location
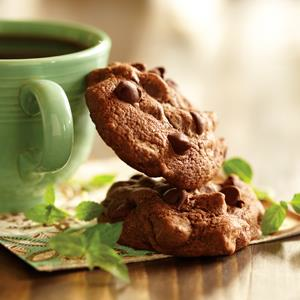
[85,63,264,256]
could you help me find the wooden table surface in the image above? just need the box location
[1,236,300,300]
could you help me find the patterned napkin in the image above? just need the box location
[1,159,300,272]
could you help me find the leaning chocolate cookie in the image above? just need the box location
[85,62,226,189]
[99,174,264,256]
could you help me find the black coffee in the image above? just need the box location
[0,35,87,59]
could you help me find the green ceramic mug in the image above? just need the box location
[0,20,111,212]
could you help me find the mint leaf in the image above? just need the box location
[290,193,300,213]
[83,174,116,190]
[44,185,56,205]
[115,244,155,257]
[24,184,68,225]
[75,201,103,221]
[280,200,288,210]
[253,187,273,201]
[223,157,253,183]
[221,156,299,235]
[84,223,122,248]
[87,243,129,282]
[25,204,52,224]
[49,232,85,257]
[261,203,287,235]
[25,204,68,225]
[47,206,68,224]
[89,174,116,187]
[48,223,129,282]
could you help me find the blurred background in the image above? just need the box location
[1,0,299,198]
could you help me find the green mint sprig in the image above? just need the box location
[49,223,129,282]
[290,193,300,213]
[261,201,287,235]
[74,202,156,253]
[261,194,300,235]
[223,157,253,184]
[75,201,104,221]
[23,174,156,282]
[223,157,273,201]
[70,174,116,192]
[115,244,156,257]
[252,187,274,202]
[86,174,116,189]
[25,185,68,225]
[222,157,300,235]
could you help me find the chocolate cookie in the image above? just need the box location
[99,174,264,256]
[85,62,226,189]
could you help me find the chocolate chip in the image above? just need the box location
[163,188,186,205]
[236,200,245,208]
[156,183,173,195]
[114,80,141,104]
[190,111,204,135]
[149,67,165,78]
[130,174,144,180]
[166,79,177,87]
[222,175,240,188]
[142,79,165,99]
[220,185,242,207]
[131,63,146,72]
[168,133,192,155]
[131,73,140,84]
[139,177,155,187]
[157,67,165,77]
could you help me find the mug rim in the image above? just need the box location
[0,19,111,64]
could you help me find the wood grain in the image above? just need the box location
[1,237,300,300]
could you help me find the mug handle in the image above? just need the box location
[18,79,73,181]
